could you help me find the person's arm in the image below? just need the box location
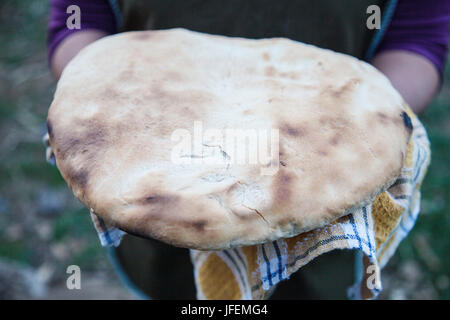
[371,50,439,114]
[48,0,117,79]
[51,29,109,79]
[370,0,450,114]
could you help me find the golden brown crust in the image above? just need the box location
[48,29,412,250]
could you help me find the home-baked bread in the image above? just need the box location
[47,28,412,250]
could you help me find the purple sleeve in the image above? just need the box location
[376,0,450,78]
[47,0,117,63]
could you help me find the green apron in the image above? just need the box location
[117,0,388,59]
[108,0,391,299]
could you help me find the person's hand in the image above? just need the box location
[371,50,440,114]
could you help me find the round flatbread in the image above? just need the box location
[47,28,412,250]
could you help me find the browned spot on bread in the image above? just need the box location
[319,117,328,126]
[329,134,340,146]
[134,32,151,40]
[262,52,270,61]
[66,168,89,190]
[375,111,412,136]
[375,111,391,126]
[376,112,388,121]
[331,78,361,98]
[59,128,106,160]
[265,66,276,77]
[288,72,299,80]
[279,72,299,80]
[57,138,79,161]
[99,87,122,101]
[127,194,180,231]
[400,149,406,165]
[319,116,351,133]
[164,71,184,82]
[146,85,209,120]
[226,181,242,195]
[277,217,295,229]
[51,118,111,201]
[140,195,168,205]
[191,220,208,232]
[273,170,295,204]
[136,192,180,209]
[281,123,305,138]
[372,141,387,159]
[326,207,336,215]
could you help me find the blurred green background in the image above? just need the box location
[0,1,448,299]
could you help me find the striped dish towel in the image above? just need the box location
[47,107,430,300]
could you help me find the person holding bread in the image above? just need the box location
[46,0,449,299]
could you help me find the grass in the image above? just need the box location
[0,0,107,276]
